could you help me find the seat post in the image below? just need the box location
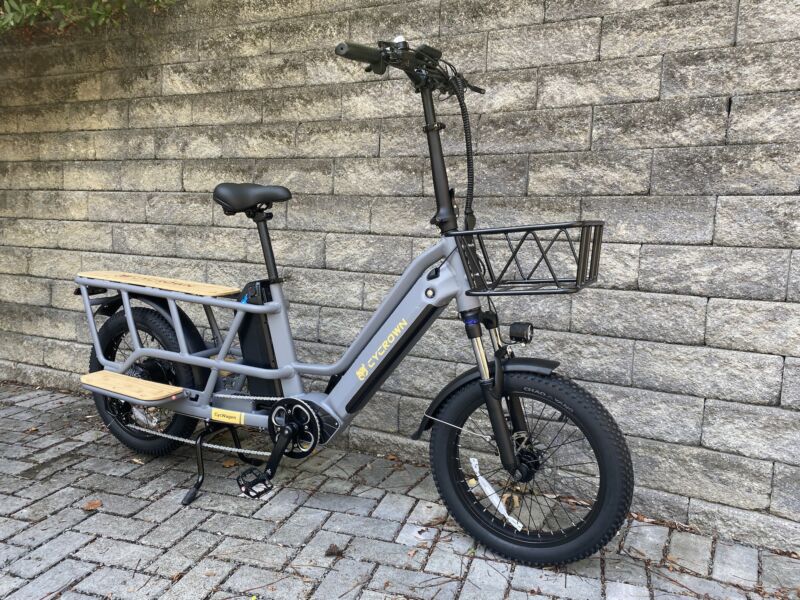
[250,208,279,281]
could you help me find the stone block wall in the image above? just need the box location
[0,0,798,549]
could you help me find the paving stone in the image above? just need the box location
[268,505,329,546]
[369,564,459,600]
[606,580,651,600]
[425,545,469,578]
[761,552,800,592]
[0,494,33,516]
[146,530,220,579]
[351,484,386,501]
[372,493,416,522]
[650,566,748,600]
[30,440,86,464]
[565,554,603,579]
[75,513,155,542]
[408,500,448,527]
[409,474,440,502]
[396,522,438,549]
[0,573,26,597]
[75,566,170,599]
[12,486,87,521]
[1,383,799,600]
[512,566,602,599]
[75,536,162,569]
[312,558,374,599]
[331,452,382,478]
[72,456,138,476]
[139,507,210,548]
[211,537,294,570]
[9,507,88,547]
[353,458,397,487]
[199,512,277,541]
[0,517,27,541]
[130,470,194,500]
[74,472,140,496]
[222,565,315,598]
[0,543,26,568]
[134,490,187,522]
[604,554,649,586]
[667,531,712,575]
[252,487,309,522]
[7,558,95,600]
[8,530,92,577]
[304,491,378,516]
[187,490,260,517]
[160,557,234,600]
[294,450,344,473]
[72,491,148,517]
[348,536,427,570]
[623,521,670,561]
[712,541,759,588]
[460,558,511,600]
[317,477,356,495]
[324,512,402,542]
[289,529,352,578]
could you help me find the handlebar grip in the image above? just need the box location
[335,42,383,65]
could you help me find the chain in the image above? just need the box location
[212,393,282,402]
[126,423,273,457]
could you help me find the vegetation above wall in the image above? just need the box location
[0,0,174,36]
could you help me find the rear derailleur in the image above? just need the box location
[237,398,320,499]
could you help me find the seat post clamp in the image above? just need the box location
[422,121,445,133]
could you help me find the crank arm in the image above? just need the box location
[236,422,297,498]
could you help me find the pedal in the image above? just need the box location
[236,467,274,499]
[236,407,300,499]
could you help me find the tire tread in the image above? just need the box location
[429,372,633,567]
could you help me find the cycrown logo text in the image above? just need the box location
[355,318,409,381]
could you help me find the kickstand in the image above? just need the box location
[227,426,263,467]
[182,423,227,506]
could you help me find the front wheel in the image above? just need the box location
[429,372,633,566]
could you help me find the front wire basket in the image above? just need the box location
[450,221,604,296]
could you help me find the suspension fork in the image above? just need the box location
[462,309,520,476]
[482,311,527,435]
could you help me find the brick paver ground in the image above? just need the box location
[0,383,797,599]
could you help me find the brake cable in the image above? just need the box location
[440,58,482,231]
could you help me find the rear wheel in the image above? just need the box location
[429,372,633,566]
[89,307,198,456]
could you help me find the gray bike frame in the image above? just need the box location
[76,234,483,444]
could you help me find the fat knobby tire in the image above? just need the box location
[429,372,634,566]
[89,307,198,456]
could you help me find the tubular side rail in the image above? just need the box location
[74,275,282,314]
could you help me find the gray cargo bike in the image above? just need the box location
[75,38,634,566]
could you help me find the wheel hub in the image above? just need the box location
[512,432,544,483]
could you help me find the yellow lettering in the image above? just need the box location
[211,408,244,425]
[353,319,412,381]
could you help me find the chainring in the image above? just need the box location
[267,398,320,459]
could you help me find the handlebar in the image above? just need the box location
[335,38,484,232]
[334,42,387,75]
[334,39,484,96]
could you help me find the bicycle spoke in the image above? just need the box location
[456,392,601,539]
